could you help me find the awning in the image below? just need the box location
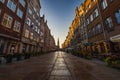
[110,34,120,42]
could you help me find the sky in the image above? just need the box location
[40,0,84,47]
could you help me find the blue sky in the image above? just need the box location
[40,0,84,46]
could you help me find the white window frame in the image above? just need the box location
[2,13,13,28]
[94,8,99,18]
[115,9,120,24]
[90,14,93,22]
[17,8,23,18]
[26,18,31,26]
[25,29,29,38]
[28,8,32,15]
[19,0,25,7]
[13,20,21,32]
[101,0,108,10]
[7,0,16,12]
[30,32,33,40]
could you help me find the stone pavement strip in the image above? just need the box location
[0,51,120,80]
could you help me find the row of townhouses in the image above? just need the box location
[0,0,56,55]
[63,0,120,55]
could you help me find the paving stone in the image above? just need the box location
[53,66,67,70]
[50,70,71,76]
[0,51,120,80]
[49,76,72,80]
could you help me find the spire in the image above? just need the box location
[43,14,45,19]
[57,38,60,48]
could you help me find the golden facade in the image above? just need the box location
[63,0,120,55]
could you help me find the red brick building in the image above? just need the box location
[63,0,120,55]
[0,0,27,54]
[21,0,42,53]
[98,0,120,53]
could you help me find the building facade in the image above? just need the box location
[49,35,56,51]
[0,0,27,54]
[62,7,80,49]
[0,0,56,55]
[98,0,120,53]
[63,0,120,55]
[21,0,42,53]
[43,21,51,52]
[84,0,108,55]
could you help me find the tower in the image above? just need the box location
[57,38,60,49]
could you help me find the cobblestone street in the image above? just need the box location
[0,51,120,80]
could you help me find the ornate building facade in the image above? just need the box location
[0,0,56,55]
[21,0,41,53]
[0,0,27,54]
[63,0,120,55]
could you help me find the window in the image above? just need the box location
[105,17,114,32]
[86,9,88,13]
[84,22,86,27]
[38,22,40,26]
[96,24,102,34]
[2,13,13,28]
[31,22,34,29]
[92,0,95,2]
[90,29,93,37]
[26,18,31,26]
[37,38,39,42]
[19,0,25,7]
[34,7,37,12]
[41,39,44,43]
[33,15,35,19]
[92,27,95,36]
[13,21,21,32]
[38,29,40,34]
[87,18,89,25]
[101,0,108,10]
[115,9,120,24]
[36,20,38,23]
[28,8,32,15]
[88,4,91,9]
[34,37,36,41]
[25,29,29,38]
[7,0,16,12]
[0,0,5,3]
[17,8,23,18]
[93,8,99,18]
[90,14,93,22]
[30,33,33,40]
[35,26,37,32]
[88,30,91,38]
[0,38,5,53]
[40,32,43,36]
[37,12,39,17]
